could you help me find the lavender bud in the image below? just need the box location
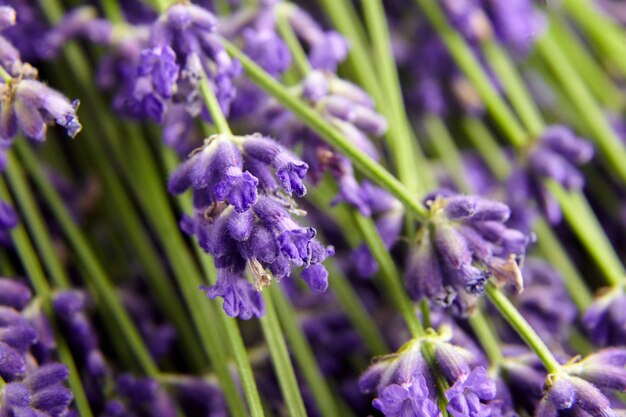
[0,279,31,309]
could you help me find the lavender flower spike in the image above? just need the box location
[1,78,81,141]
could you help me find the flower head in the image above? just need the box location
[406,190,528,315]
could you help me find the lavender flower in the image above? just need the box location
[360,335,496,417]
[406,190,528,315]
[583,288,626,346]
[0,200,18,246]
[506,125,593,226]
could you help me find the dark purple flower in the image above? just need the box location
[445,366,496,417]
[482,0,546,54]
[373,376,442,417]
[507,125,593,225]
[406,191,528,315]
[200,270,265,319]
[0,278,31,309]
[583,288,626,346]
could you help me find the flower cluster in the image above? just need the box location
[406,190,529,315]
[360,332,497,417]
[170,133,333,318]
[0,278,74,417]
[507,125,594,226]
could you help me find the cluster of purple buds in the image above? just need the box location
[536,349,626,417]
[583,287,626,346]
[263,69,387,215]
[130,3,241,123]
[406,190,529,315]
[170,133,333,319]
[0,278,74,416]
[359,332,497,417]
[507,125,594,226]
[53,290,107,379]
[101,374,177,417]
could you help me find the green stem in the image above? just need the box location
[15,141,159,376]
[4,152,70,288]
[362,0,433,195]
[414,0,527,146]
[562,0,626,77]
[0,65,11,82]
[275,4,312,77]
[468,310,503,370]
[222,39,429,220]
[485,282,561,373]
[547,182,626,287]
[461,117,510,180]
[423,114,471,194]
[259,291,308,417]
[533,219,593,309]
[199,76,232,135]
[326,260,389,355]
[271,286,341,417]
[317,0,382,103]
[0,174,94,417]
[352,213,424,337]
[481,41,544,136]
[549,15,623,110]
[535,29,626,184]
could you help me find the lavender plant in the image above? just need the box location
[1,0,626,416]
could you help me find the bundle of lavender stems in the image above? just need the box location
[3,0,626,416]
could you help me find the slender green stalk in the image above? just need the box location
[222,39,429,220]
[0,175,94,417]
[353,213,424,338]
[275,4,312,76]
[469,310,503,371]
[4,153,70,288]
[326,261,389,355]
[271,286,341,417]
[481,41,544,136]
[461,117,510,180]
[423,114,471,193]
[562,0,626,76]
[15,141,159,376]
[361,0,432,195]
[533,219,593,309]
[535,30,626,184]
[317,0,383,103]
[547,182,626,287]
[259,291,308,417]
[549,15,623,110]
[199,76,232,135]
[485,283,561,373]
[414,0,527,146]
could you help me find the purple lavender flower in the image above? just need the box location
[114,374,177,417]
[0,364,74,417]
[482,0,546,54]
[506,125,593,226]
[1,79,81,141]
[0,200,18,245]
[446,366,496,417]
[583,288,626,346]
[128,2,241,122]
[373,375,442,417]
[53,290,108,378]
[169,133,310,212]
[0,278,31,310]
[360,335,495,417]
[406,190,528,315]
